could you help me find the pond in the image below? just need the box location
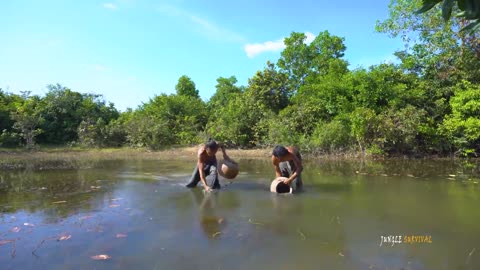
[0,158,479,270]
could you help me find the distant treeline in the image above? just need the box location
[1,2,479,156]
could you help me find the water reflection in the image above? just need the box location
[0,158,479,270]
[0,169,118,222]
[188,190,222,238]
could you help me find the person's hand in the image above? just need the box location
[204,185,212,193]
[283,178,292,186]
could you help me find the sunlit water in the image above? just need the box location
[0,158,479,270]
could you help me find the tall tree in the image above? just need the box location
[0,89,21,132]
[10,92,44,149]
[441,80,480,155]
[277,32,314,93]
[139,94,207,146]
[175,75,199,98]
[376,0,480,82]
[36,84,119,144]
[208,76,242,108]
[277,31,347,94]
[245,61,290,113]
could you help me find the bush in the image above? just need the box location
[441,81,480,156]
[310,118,352,152]
[124,114,173,149]
[77,118,106,147]
[104,119,128,147]
[0,129,20,147]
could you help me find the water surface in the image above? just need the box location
[0,158,479,270]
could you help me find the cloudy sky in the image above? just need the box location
[0,0,403,111]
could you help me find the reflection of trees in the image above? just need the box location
[0,162,125,222]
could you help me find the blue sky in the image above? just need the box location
[0,0,403,111]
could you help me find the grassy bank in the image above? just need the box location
[0,146,274,170]
[0,145,465,171]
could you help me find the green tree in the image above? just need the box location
[349,107,380,153]
[277,32,314,93]
[0,89,15,132]
[123,111,172,149]
[246,61,290,113]
[441,81,480,155]
[36,84,82,144]
[0,90,23,146]
[207,62,300,147]
[77,118,107,147]
[175,75,199,98]
[350,64,420,113]
[37,84,119,145]
[265,31,350,147]
[376,0,480,83]
[10,93,44,149]
[139,94,207,147]
[277,31,348,94]
[208,76,242,109]
[206,92,264,146]
[295,70,352,123]
[310,117,352,153]
[379,105,429,154]
[376,0,480,155]
[102,110,131,147]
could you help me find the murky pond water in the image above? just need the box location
[0,158,479,270]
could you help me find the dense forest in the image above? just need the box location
[1,1,479,156]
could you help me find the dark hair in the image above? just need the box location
[272,145,289,158]
[205,138,219,150]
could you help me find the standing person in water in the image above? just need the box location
[186,139,232,192]
[272,145,303,192]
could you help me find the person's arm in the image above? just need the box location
[197,158,211,192]
[285,154,303,185]
[220,143,232,162]
[272,156,282,177]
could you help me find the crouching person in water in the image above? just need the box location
[272,145,303,192]
[186,139,231,192]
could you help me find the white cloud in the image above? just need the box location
[103,3,117,10]
[383,55,399,64]
[157,4,245,43]
[244,32,316,58]
[244,39,285,58]
[305,32,315,44]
